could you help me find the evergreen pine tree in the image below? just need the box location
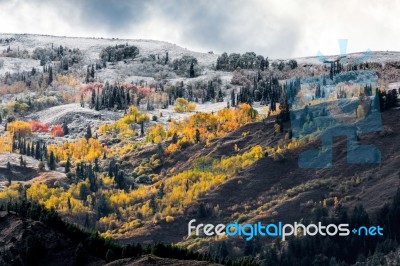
[80,94,85,108]
[90,89,96,109]
[195,129,201,143]
[85,67,90,83]
[62,119,69,135]
[49,151,56,170]
[140,121,144,136]
[217,89,223,102]
[35,142,41,160]
[90,64,95,78]
[48,65,53,85]
[65,156,71,173]
[85,125,92,140]
[115,170,125,189]
[27,143,31,156]
[172,132,178,144]
[189,61,195,78]
[6,161,11,185]
[165,51,169,65]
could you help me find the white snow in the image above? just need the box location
[0,57,39,76]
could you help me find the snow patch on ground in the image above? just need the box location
[0,153,39,169]
[26,103,122,125]
[0,57,39,76]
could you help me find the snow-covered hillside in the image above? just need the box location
[0,33,218,67]
[3,33,400,73]
[295,51,400,66]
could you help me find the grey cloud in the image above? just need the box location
[75,0,151,31]
[141,0,302,57]
[25,0,302,57]
[1,0,398,58]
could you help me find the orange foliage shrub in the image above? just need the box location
[0,81,27,97]
[29,120,49,132]
[165,143,178,153]
[56,74,80,87]
[51,125,63,137]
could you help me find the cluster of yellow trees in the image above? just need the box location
[0,133,12,152]
[47,138,107,162]
[146,124,166,143]
[97,103,259,154]
[7,120,32,137]
[145,103,259,152]
[99,106,149,138]
[173,98,196,113]
[0,121,32,152]
[0,182,90,215]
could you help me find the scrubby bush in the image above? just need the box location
[174,98,196,113]
[216,51,268,71]
[32,45,83,66]
[100,44,139,62]
[231,68,251,86]
[172,55,200,77]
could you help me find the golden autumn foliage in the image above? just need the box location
[56,74,80,88]
[0,132,12,152]
[47,138,106,162]
[0,182,91,216]
[265,137,312,161]
[0,183,20,199]
[165,143,178,153]
[99,106,149,138]
[174,98,196,113]
[146,124,166,143]
[7,120,32,137]
[164,103,259,152]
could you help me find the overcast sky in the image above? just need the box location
[0,0,399,58]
